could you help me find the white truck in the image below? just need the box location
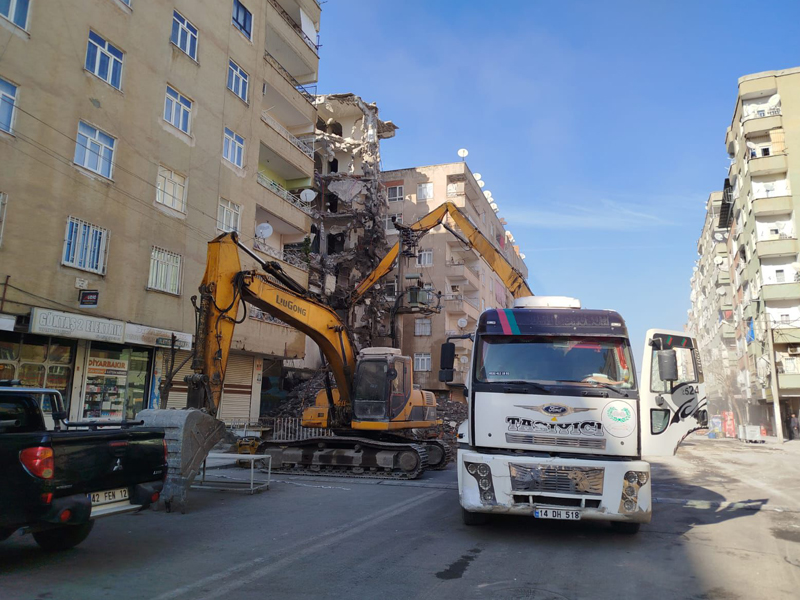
[439,296,707,534]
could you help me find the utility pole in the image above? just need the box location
[394,221,405,351]
[765,315,785,443]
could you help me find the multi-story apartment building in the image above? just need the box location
[0,0,321,424]
[686,192,736,418]
[379,162,529,396]
[715,66,800,439]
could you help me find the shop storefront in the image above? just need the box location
[23,307,191,421]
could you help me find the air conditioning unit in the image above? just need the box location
[789,346,800,355]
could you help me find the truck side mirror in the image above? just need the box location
[439,342,455,382]
[657,350,679,382]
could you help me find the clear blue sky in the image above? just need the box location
[316,0,800,359]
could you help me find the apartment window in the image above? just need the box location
[414,353,431,372]
[762,147,771,157]
[164,85,192,134]
[416,249,433,266]
[0,193,7,248]
[414,318,431,337]
[782,314,791,325]
[447,183,457,197]
[223,127,245,167]
[776,269,786,283]
[156,166,187,212]
[0,77,17,134]
[384,280,397,300]
[74,121,115,178]
[217,198,241,232]
[387,186,403,202]
[1,0,30,30]
[62,217,108,275]
[227,60,249,102]
[148,246,182,295]
[171,11,198,60]
[85,31,123,90]
[232,0,252,39]
[384,213,403,231]
[417,182,433,201]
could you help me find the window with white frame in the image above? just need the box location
[782,313,791,324]
[74,121,115,178]
[85,31,123,90]
[384,213,402,231]
[417,182,433,201]
[217,198,240,232]
[777,269,786,283]
[0,193,7,248]
[1,0,30,30]
[148,246,182,295]
[414,318,431,336]
[227,60,249,102]
[0,78,17,134]
[171,11,198,60]
[414,353,431,372]
[156,166,187,212]
[232,0,252,39]
[387,185,403,202]
[164,85,192,134]
[223,127,245,167]
[416,249,433,266]
[62,217,109,275]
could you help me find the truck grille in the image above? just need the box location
[506,432,606,450]
[509,464,605,495]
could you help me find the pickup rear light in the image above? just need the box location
[41,492,53,505]
[20,447,54,479]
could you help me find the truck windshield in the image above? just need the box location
[475,335,636,389]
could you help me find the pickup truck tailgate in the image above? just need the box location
[49,428,165,497]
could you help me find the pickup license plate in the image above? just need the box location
[534,508,580,520]
[88,487,129,505]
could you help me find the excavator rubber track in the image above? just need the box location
[257,436,430,480]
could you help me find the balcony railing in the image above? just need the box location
[257,172,314,215]
[742,106,781,122]
[253,238,309,271]
[267,0,319,54]
[261,111,314,159]
[263,49,317,105]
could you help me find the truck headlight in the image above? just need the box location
[619,470,648,513]
[464,462,496,504]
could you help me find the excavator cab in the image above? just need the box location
[351,348,409,421]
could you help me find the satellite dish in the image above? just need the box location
[457,148,469,158]
[692,266,698,272]
[713,256,724,265]
[484,191,492,199]
[767,94,781,108]
[746,141,756,149]
[519,253,526,259]
[716,287,726,295]
[300,189,316,203]
[459,356,468,364]
[255,222,273,239]
[457,317,468,328]
[473,173,482,181]
[791,262,800,271]
[492,206,499,213]
[490,202,498,210]
[478,180,485,188]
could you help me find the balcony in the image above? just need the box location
[256,172,313,231]
[715,269,730,285]
[446,261,480,290]
[722,322,736,339]
[762,282,800,301]
[749,153,788,177]
[773,326,800,344]
[778,372,800,390]
[756,236,798,258]
[254,238,309,273]
[261,111,314,173]
[444,294,480,321]
[266,0,319,85]
[753,194,792,216]
[743,113,782,137]
[263,50,316,122]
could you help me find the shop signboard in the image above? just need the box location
[30,308,124,343]
[124,324,192,350]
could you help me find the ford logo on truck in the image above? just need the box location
[515,403,595,417]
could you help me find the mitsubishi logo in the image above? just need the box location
[113,458,123,472]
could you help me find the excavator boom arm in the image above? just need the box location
[352,202,532,303]
[190,233,356,414]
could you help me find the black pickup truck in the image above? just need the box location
[0,383,166,551]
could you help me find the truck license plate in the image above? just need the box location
[534,508,580,520]
[88,487,129,505]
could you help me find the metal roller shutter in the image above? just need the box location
[164,350,194,410]
[218,354,254,423]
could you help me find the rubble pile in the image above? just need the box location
[263,371,328,419]
[436,396,468,449]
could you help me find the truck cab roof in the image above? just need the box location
[478,307,629,338]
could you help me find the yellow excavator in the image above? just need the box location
[183,201,531,479]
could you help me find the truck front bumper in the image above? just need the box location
[458,449,652,524]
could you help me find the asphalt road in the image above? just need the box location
[2,438,800,600]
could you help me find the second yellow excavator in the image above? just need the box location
[184,202,531,479]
